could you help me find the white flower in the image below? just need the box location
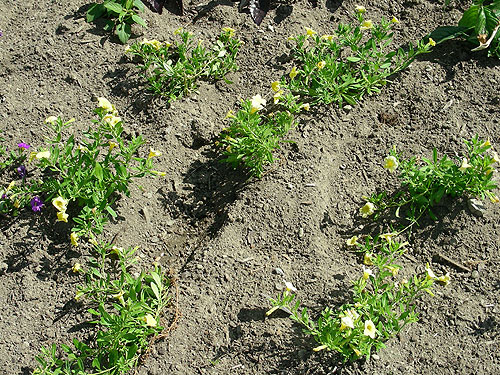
[363,319,376,339]
[459,158,472,172]
[384,155,398,173]
[360,202,375,218]
[362,265,374,280]
[340,315,354,330]
[250,94,266,114]
[284,281,297,293]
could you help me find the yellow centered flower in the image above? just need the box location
[110,246,123,256]
[346,308,360,321]
[250,94,266,114]
[491,151,500,163]
[380,232,394,243]
[57,211,69,223]
[364,319,376,339]
[45,116,58,124]
[384,155,399,172]
[142,314,157,327]
[72,262,82,273]
[459,158,472,172]
[321,35,334,41]
[289,66,298,79]
[305,27,317,36]
[70,233,79,247]
[346,235,359,246]
[271,81,281,92]
[340,315,354,330]
[108,141,118,152]
[425,264,436,280]
[301,103,310,111]
[222,27,235,37]
[284,281,297,293]
[97,97,114,113]
[355,5,366,13]
[36,150,51,160]
[359,202,375,218]
[391,16,400,24]
[386,265,399,276]
[482,140,491,147]
[52,196,69,212]
[428,38,436,47]
[360,20,373,30]
[148,148,162,159]
[75,290,84,302]
[103,114,121,126]
[317,61,326,70]
[489,194,500,203]
[362,266,374,280]
[437,272,450,286]
[363,252,374,266]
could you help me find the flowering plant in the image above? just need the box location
[0,99,162,237]
[126,28,241,102]
[280,10,433,108]
[268,240,446,361]
[34,240,171,375]
[363,136,498,227]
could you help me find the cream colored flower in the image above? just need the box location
[321,35,334,41]
[340,315,354,330]
[45,116,58,124]
[70,233,79,247]
[75,290,84,302]
[97,97,114,113]
[284,281,297,293]
[459,158,472,172]
[380,233,394,243]
[222,27,236,37]
[305,27,317,36]
[108,141,119,152]
[273,90,284,104]
[391,16,400,24]
[346,236,359,246]
[142,313,157,327]
[360,202,375,218]
[57,211,69,223]
[289,67,298,79]
[428,38,436,47]
[362,266,373,280]
[301,103,310,111]
[52,196,69,212]
[437,272,450,286]
[36,150,51,160]
[355,5,366,13]
[360,20,373,31]
[384,155,398,172]
[103,114,122,126]
[491,151,499,164]
[317,61,326,70]
[425,264,436,280]
[386,265,399,277]
[271,81,280,92]
[110,246,123,256]
[482,140,491,148]
[489,195,500,203]
[72,262,82,273]
[346,308,360,321]
[250,94,266,114]
[363,319,376,339]
[148,148,162,159]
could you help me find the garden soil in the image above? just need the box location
[1,0,499,374]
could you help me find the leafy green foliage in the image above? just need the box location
[429,0,500,58]
[126,28,241,102]
[281,12,433,108]
[33,241,171,375]
[365,136,499,226]
[87,0,147,44]
[0,101,162,237]
[268,239,442,361]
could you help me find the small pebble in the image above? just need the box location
[0,261,8,275]
[467,198,486,217]
[273,267,284,276]
[471,270,480,279]
[372,354,380,360]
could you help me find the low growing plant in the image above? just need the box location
[360,136,499,227]
[280,8,434,108]
[126,28,241,102]
[0,98,163,237]
[34,241,171,375]
[87,0,147,44]
[267,238,448,361]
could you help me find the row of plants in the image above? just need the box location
[0,100,174,374]
[267,136,498,361]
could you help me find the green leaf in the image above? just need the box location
[106,205,117,218]
[427,26,471,44]
[116,22,132,44]
[127,344,138,360]
[104,1,123,14]
[94,162,103,182]
[151,282,160,299]
[346,56,361,62]
[132,14,147,28]
[86,3,106,23]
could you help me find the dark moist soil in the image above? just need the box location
[1,0,499,374]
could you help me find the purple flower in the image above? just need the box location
[17,165,27,178]
[17,143,31,150]
[0,30,3,38]
[30,196,44,212]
